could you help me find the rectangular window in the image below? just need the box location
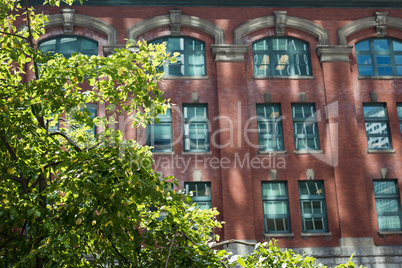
[298,181,328,232]
[373,180,402,231]
[147,109,173,152]
[396,103,402,137]
[183,104,209,152]
[256,104,284,151]
[292,104,320,150]
[185,182,211,210]
[363,104,392,149]
[261,182,290,233]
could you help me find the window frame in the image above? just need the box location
[291,103,320,151]
[184,182,212,210]
[150,36,206,77]
[363,103,392,150]
[356,38,402,77]
[298,180,328,233]
[252,36,312,77]
[182,104,210,152]
[256,103,285,152]
[373,179,402,231]
[147,109,173,152]
[261,181,291,234]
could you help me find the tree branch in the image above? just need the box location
[210,239,256,249]
[86,140,104,151]
[48,132,82,152]
[0,135,18,161]
[0,30,30,42]
[165,232,178,268]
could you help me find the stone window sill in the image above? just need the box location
[378,230,402,238]
[301,232,332,240]
[358,76,402,80]
[367,149,396,154]
[253,75,315,80]
[258,150,287,155]
[293,150,324,155]
[162,76,209,80]
[153,152,175,156]
[181,151,212,156]
[263,233,294,240]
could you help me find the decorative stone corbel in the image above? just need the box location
[380,168,388,179]
[274,11,287,36]
[370,92,378,103]
[61,8,75,34]
[193,170,203,181]
[264,93,272,103]
[376,12,388,37]
[169,9,182,36]
[306,169,315,180]
[270,170,278,181]
[191,93,199,103]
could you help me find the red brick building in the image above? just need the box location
[29,0,402,266]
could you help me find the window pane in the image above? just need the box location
[378,66,393,76]
[378,216,401,230]
[365,122,389,134]
[262,182,287,197]
[39,36,98,58]
[393,41,402,51]
[272,38,288,50]
[358,66,374,76]
[376,55,391,65]
[363,105,386,118]
[373,39,389,51]
[395,55,402,65]
[375,199,400,213]
[356,40,370,51]
[373,181,397,195]
[357,55,372,65]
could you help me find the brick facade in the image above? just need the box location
[29,3,402,266]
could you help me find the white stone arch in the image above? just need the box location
[45,8,117,45]
[127,9,225,44]
[338,12,402,45]
[233,11,329,46]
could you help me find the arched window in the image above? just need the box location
[150,37,206,77]
[253,37,312,77]
[356,38,402,76]
[38,36,98,58]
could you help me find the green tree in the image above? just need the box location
[0,0,361,267]
[0,0,223,267]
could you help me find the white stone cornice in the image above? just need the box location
[315,45,353,62]
[211,44,249,62]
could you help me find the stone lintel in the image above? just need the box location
[316,45,353,63]
[339,237,374,247]
[211,44,249,62]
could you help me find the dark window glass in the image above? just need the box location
[298,181,328,232]
[373,180,402,231]
[183,104,209,152]
[292,103,320,151]
[150,37,206,77]
[261,182,291,233]
[39,36,98,58]
[256,104,284,151]
[147,109,173,152]
[253,37,312,77]
[185,182,211,210]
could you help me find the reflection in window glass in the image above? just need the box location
[298,181,328,232]
[363,104,392,150]
[150,37,206,77]
[185,182,211,210]
[256,104,284,151]
[356,38,402,76]
[39,36,98,58]
[262,182,291,233]
[373,180,402,231]
[253,37,311,77]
